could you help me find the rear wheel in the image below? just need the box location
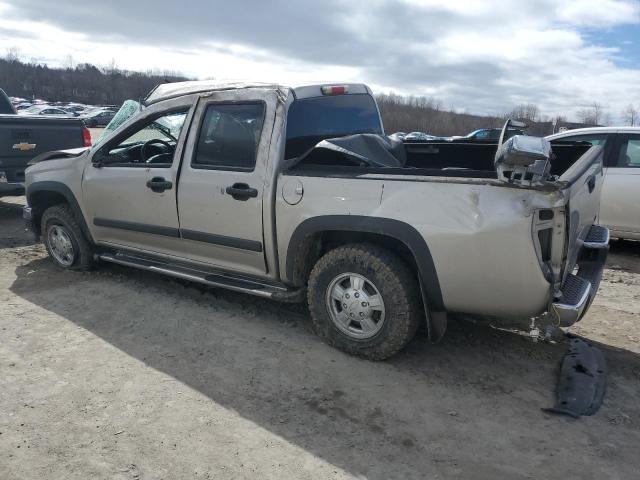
[307,244,421,360]
[41,204,94,270]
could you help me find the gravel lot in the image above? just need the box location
[1,195,639,479]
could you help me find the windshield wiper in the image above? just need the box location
[150,122,176,142]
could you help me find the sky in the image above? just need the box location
[1,0,639,122]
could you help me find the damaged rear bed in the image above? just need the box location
[286,130,593,185]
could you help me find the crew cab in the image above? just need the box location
[547,127,640,241]
[0,88,91,196]
[23,81,609,360]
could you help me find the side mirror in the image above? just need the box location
[495,135,551,186]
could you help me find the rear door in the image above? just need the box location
[599,133,640,238]
[558,144,606,279]
[176,89,277,277]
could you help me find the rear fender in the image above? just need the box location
[286,215,447,342]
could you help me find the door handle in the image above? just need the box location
[225,183,258,200]
[146,177,173,193]
[587,174,596,193]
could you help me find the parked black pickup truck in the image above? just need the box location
[0,88,91,196]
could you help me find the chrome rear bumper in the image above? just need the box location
[552,225,609,327]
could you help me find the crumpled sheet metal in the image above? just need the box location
[289,134,407,169]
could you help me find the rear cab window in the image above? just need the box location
[285,94,382,159]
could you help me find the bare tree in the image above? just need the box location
[577,102,605,125]
[5,46,20,62]
[63,54,75,70]
[508,103,539,122]
[106,58,118,75]
[622,104,638,126]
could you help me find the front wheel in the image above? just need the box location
[307,244,421,360]
[41,204,94,270]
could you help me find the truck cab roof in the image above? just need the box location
[143,80,373,105]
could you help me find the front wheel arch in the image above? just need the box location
[27,182,93,243]
[41,204,95,270]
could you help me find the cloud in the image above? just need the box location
[556,0,640,26]
[1,0,639,122]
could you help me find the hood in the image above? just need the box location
[28,147,90,166]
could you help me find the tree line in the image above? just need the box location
[2,49,636,135]
[375,94,634,137]
[1,50,186,106]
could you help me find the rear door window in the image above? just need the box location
[192,103,265,171]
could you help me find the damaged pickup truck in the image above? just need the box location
[23,81,609,359]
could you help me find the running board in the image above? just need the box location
[97,252,303,302]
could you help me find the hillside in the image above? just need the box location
[1,58,594,136]
[0,58,187,106]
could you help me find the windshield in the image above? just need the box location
[285,94,383,158]
[94,100,144,145]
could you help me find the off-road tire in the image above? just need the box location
[41,204,94,271]
[307,243,421,360]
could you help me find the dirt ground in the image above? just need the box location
[1,195,639,480]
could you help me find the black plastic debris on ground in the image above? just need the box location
[543,335,607,418]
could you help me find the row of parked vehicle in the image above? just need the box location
[392,127,524,142]
[10,96,118,127]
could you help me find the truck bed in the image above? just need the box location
[0,114,86,192]
[289,136,592,180]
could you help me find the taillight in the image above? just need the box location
[321,85,348,95]
[82,126,92,147]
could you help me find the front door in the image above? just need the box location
[600,133,640,237]
[83,106,193,256]
[177,90,276,277]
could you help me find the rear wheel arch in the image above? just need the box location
[285,216,447,339]
[307,243,421,360]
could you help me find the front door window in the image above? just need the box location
[101,110,188,167]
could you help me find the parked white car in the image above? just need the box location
[547,128,640,241]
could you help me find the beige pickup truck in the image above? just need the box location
[23,81,609,359]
